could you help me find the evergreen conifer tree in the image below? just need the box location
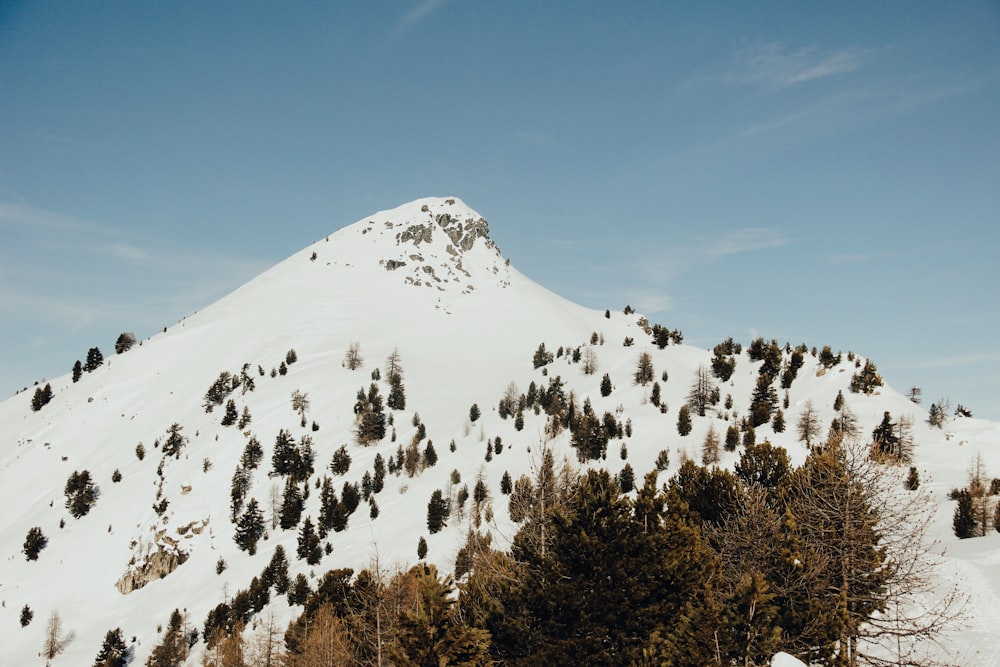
[84,346,104,372]
[93,627,128,667]
[72,360,83,383]
[676,405,692,436]
[30,383,53,411]
[234,499,265,554]
[427,489,448,533]
[297,516,322,565]
[600,373,612,397]
[23,526,47,561]
[279,477,304,530]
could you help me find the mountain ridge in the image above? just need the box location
[3,197,1000,665]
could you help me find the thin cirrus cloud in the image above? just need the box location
[387,0,450,42]
[726,42,867,91]
[637,227,791,290]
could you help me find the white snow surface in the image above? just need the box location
[2,195,999,665]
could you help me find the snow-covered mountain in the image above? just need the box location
[3,196,1000,665]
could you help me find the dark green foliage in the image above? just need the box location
[369,498,379,519]
[114,331,137,355]
[481,469,718,665]
[278,360,288,375]
[93,627,128,667]
[649,381,661,406]
[735,440,791,493]
[427,489,449,533]
[474,478,489,504]
[418,535,428,560]
[355,383,387,444]
[570,400,609,461]
[906,466,920,491]
[424,441,438,467]
[65,469,97,518]
[850,359,884,394]
[772,408,786,433]
[953,490,976,538]
[202,371,234,412]
[387,373,406,410]
[161,423,186,458]
[668,460,741,525]
[781,349,804,388]
[600,373,612,397]
[234,498,265,554]
[72,360,82,383]
[742,425,756,447]
[871,411,900,459]
[373,453,386,493]
[724,425,740,452]
[341,481,361,515]
[20,604,33,626]
[514,411,524,431]
[676,404,692,436]
[711,338,740,381]
[30,383,53,411]
[272,429,297,476]
[500,471,513,494]
[84,346,104,372]
[532,342,553,368]
[279,477,304,530]
[135,442,145,460]
[818,345,841,369]
[230,465,250,519]
[23,526,47,560]
[286,348,297,364]
[112,468,122,483]
[220,399,238,426]
[749,374,778,428]
[650,323,683,348]
[215,557,226,574]
[469,402,481,422]
[329,444,351,475]
[655,449,670,471]
[297,516,322,565]
[288,573,311,606]
[241,436,262,469]
[618,463,635,492]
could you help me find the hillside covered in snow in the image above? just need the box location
[3,197,1000,666]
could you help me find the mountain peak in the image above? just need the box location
[332,196,510,292]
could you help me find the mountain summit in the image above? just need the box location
[2,197,999,665]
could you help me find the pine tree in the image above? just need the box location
[65,469,97,518]
[146,609,187,667]
[533,342,553,368]
[263,545,290,594]
[235,498,265,554]
[23,526,47,561]
[279,477,303,530]
[850,359,884,394]
[469,403,481,422]
[417,536,428,560]
[676,404,692,436]
[93,627,128,667]
[31,383,53,411]
[771,408,786,433]
[724,425,740,452]
[297,516,322,565]
[84,346,104,372]
[162,423,186,458]
[500,470,513,495]
[906,466,920,491]
[20,604,33,627]
[387,373,406,410]
[72,360,83,383]
[427,489,449,534]
[600,373,612,397]
[114,332,136,355]
[220,399,238,426]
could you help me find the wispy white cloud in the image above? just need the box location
[726,42,867,91]
[388,0,450,42]
[897,353,1000,371]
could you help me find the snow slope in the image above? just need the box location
[2,196,999,665]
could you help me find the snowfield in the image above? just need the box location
[2,196,999,665]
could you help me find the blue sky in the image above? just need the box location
[2,1,999,419]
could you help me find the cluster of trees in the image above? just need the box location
[458,437,959,666]
[201,563,489,666]
[30,383,53,411]
[65,469,98,518]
